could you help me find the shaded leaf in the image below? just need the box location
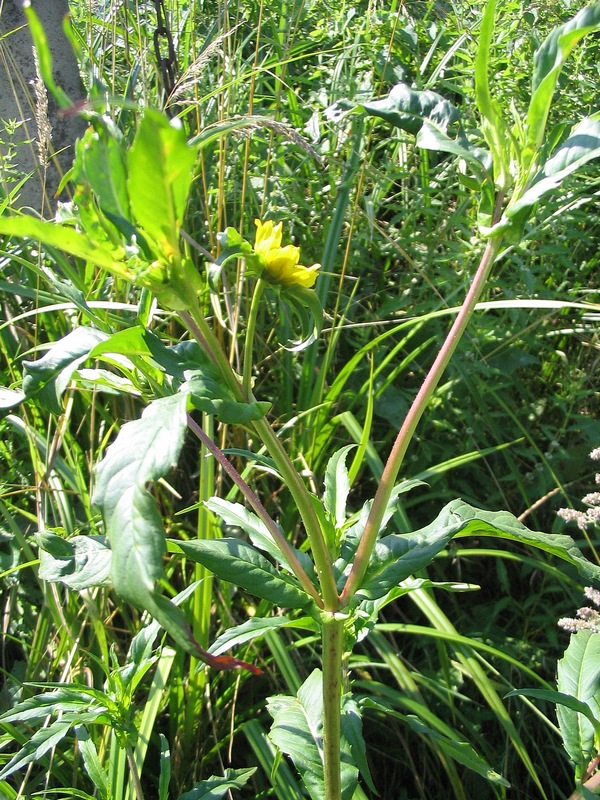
[209,616,314,657]
[177,768,257,800]
[38,533,112,590]
[358,82,461,137]
[184,370,270,424]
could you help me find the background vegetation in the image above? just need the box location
[1,0,599,798]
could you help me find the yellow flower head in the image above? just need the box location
[254,219,320,289]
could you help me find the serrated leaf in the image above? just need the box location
[38,533,112,590]
[528,3,600,152]
[177,768,257,800]
[75,726,110,800]
[127,110,196,255]
[341,696,376,794]
[22,327,108,414]
[323,445,355,530]
[0,720,74,780]
[556,631,600,774]
[175,538,313,610]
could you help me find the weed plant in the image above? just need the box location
[1,1,600,799]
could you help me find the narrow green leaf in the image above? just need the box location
[527,3,600,152]
[22,3,72,108]
[158,734,171,800]
[127,110,197,255]
[22,327,108,413]
[75,726,111,800]
[341,696,376,794]
[209,616,299,656]
[556,631,600,774]
[0,720,73,780]
[175,538,313,610]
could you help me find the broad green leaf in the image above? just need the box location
[22,327,108,413]
[358,82,461,137]
[323,445,355,530]
[505,114,600,223]
[267,670,358,800]
[359,499,600,601]
[203,498,316,581]
[175,538,313,611]
[127,110,196,255]
[38,533,112,590]
[556,631,600,775]
[527,3,600,153]
[177,768,256,800]
[184,370,271,424]
[0,387,25,411]
[93,393,188,601]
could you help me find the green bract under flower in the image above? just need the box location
[253,219,320,288]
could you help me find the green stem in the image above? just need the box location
[125,744,145,800]
[340,219,504,607]
[186,413,323,608]
[322,613,345,800]
[243,278,266,397]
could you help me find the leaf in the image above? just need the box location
[127,110,197,255]
[209,616,304,656]
[73,119,132,226]
[93,394,260,674]
[527,3,600,152]
[267,670,358,800]
[177,768,257,800]
[341,696,377,794]
[183,370,271,424]
[203,498,315,580]
[277,285,324,352]
[38,533,112,590]
[22,327,108,414]
[22,4,72,108]
[358,82,462,137]
[556,631,600,774]
[175,538,313,611]
[75,726,111,800]
[358,498,600,602]
[323,445,355,530]
[0,387,25,412]
[0,721,72,780]
[505,114,600,223]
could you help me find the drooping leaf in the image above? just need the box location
[341,696,376,794]
[23,4,72,108]
[175,538,314,611]
[93,393,259,673]
[177,768,257,800]
[277,284,324,352]
[527,3,600,152]
[556,631,600,775]
[0,387,26,412]
[127,110,197,255]
[358,82,461,137]
[22,327,108,413]
[209,616,314,656]
[267,670,358,800]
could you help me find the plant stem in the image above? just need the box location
[125,744,145,800]
[340,217,504,606]
[243,278,266,397]
[186,413,323,608]
[322,613,345,800]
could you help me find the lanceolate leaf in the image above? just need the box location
[359,499,600,601]
[527,3,600,152]
[177,768,257,800]
[323,445,354,530]
[556,630,600,775]
[175,538,314,611]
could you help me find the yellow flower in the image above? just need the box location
[254,219,320,289]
